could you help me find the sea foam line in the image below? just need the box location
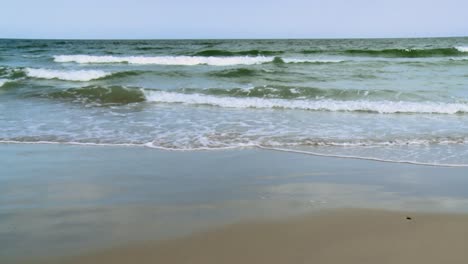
[25,68,111,81]
[143,91,468,114]
[1,140,466,167]
[256,146,468,168]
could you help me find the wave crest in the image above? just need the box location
[54,55,273,66]
[25,68,111,81]
[0,79,10,88]
[455,46,468,52]
[53,55,344,66]
[143,91,468,114]
[193,49,282,56]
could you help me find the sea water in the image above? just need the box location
[1,38,468,165]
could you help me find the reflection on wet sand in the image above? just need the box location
[1,144,468,263]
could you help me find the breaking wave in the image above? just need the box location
[455,46,468,52]
[193,49,283,56]
[53,55,344,66]
[0,79,10,87]
[54,55,273,65]
[25,68,111,81]
[143,91,468,114]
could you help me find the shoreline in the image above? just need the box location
[1,141,466,168]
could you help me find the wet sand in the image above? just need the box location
[42,209,468,264]
[2,144,468,263]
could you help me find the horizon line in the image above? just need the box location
[1,35,467,41]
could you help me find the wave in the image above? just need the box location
[0,67,26,79]
[193,49,283,56]
[298,47,468,58]
[135,46,168,51]
[143,91,468,114]
[54,55,273,66]
[41,84,463,112]
[281,58,344,64]
[0,79,10,87]
[25,68,111,81]
[48,86,145,104]
[455,46,468,52]
[53,55,344,66]
[179,86,421,100]
[99,70,145,79]
[342,47,464,58]
[40,84,441,107]
[208,68,259,78]
[17,43,49,49]
[269,57,344,64]
[191,47,468,58]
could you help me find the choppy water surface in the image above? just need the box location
[1,38,468,165]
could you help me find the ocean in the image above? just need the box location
[1,37,468,166]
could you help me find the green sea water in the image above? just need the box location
[1,38,468,165]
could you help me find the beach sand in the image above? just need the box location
[40,208,468,264]
[2,144,468,263]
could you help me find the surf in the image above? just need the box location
[143,91,468,114]
[53,55,344,66]
[25,68,111,81]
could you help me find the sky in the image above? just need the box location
[1,0,467,39]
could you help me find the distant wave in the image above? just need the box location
[54,55,273,66]
[192,49,283,56]
[208,68,259,78]
[299,47,468,58]
[281,58,344,64]
[17,43,49,49]
[53,55,344,66]
[144,91,468,114]
[25,68,111,81]
[342,47,465,58]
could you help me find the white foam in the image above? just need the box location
[0,79,9,87]
[257,146,468,168]
[25,68,111,81]
[143,91,468,114]
[54,55,273,66]
[1,140,466,167]
[455,46,468,52]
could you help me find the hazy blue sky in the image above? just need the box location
[1,0,467,39]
